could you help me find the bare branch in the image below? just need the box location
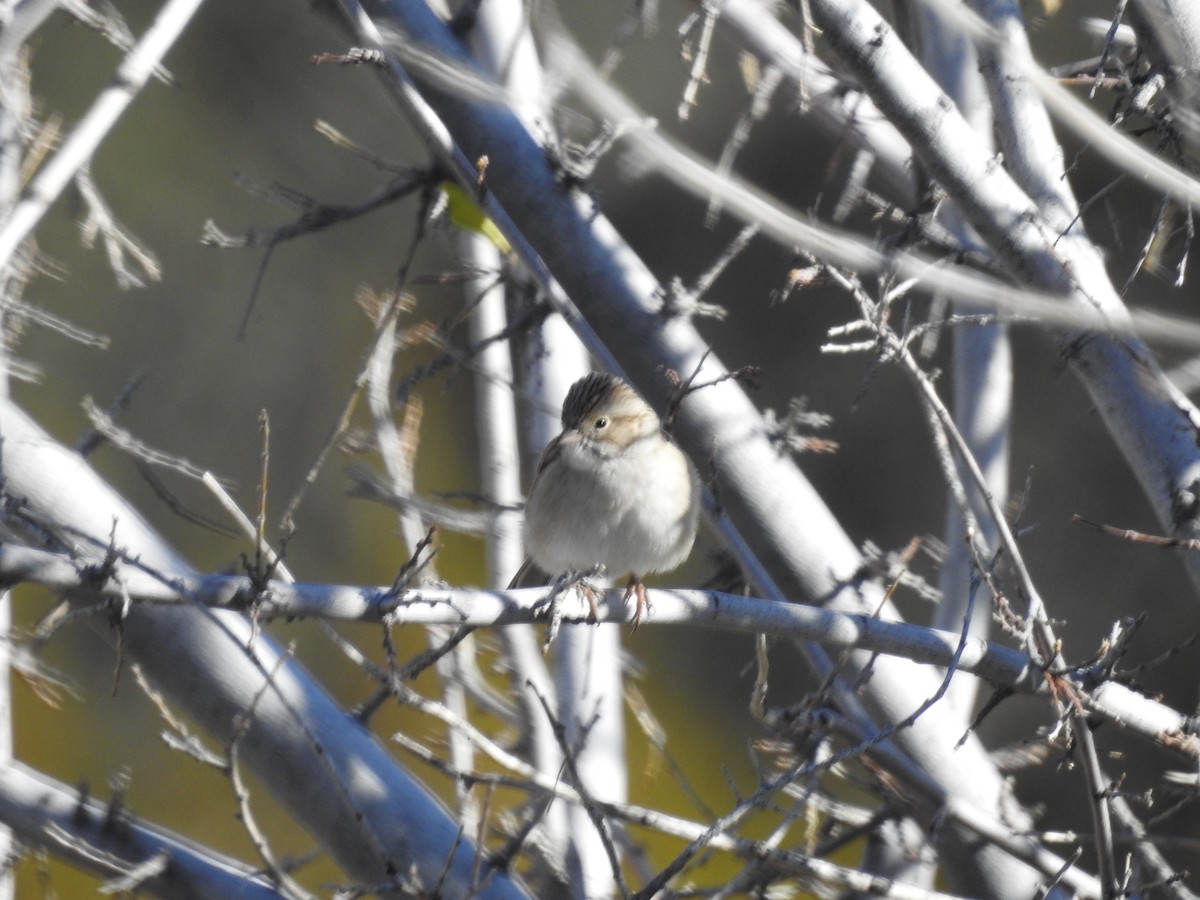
[0,762,282,899]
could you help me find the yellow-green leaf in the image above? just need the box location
[440,181,512,254]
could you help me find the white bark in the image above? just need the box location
[915,0,1010,735]
[0,762,283,899]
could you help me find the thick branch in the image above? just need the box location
[0,761,282,899]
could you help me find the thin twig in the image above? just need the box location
[527,681,630,897]
[677,1,717,120]
[79,395,213,482]
[1073,515,1200,550]
[228,644,317,900]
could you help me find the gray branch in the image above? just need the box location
[0,761,283,899]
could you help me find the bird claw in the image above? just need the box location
[558,568,604,625]
[581,583,600,624]
[622,575,650,631]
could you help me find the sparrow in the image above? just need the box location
[516,372,699,627]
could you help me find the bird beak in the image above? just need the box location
[556,429,583,448]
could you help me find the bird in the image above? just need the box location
[515,372,700,627]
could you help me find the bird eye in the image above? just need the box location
[593,416,608,431]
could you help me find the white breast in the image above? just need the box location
[524,433,699,577]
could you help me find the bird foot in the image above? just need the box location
[580,583,601,624]
[563,567,605,624]
[622,575,650,631]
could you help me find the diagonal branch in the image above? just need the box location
[0,761,284,899]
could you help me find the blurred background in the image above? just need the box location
[8,0,1200,894]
